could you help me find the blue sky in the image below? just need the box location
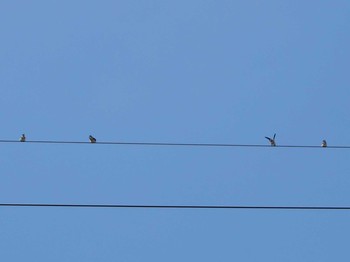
[1,1,350,261]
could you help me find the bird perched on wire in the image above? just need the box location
[20,134,26,142]
[265,133,276,146]
[321,140,327,147]
[89,135,96,143]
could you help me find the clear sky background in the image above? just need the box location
[0,1,350,261]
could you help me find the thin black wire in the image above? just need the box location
[1,203,350,210]
[0,139,349,149]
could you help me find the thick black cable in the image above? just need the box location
[0,139,348,148]
[0,203,350,210]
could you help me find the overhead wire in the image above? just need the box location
[1,140,347,211]
[1,137,344,211]
[0,203,350,210]
[0,139,349,149]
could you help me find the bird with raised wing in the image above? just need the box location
[265,133,276,146]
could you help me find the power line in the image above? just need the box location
[0,139,349,149]
[1,203,350,210]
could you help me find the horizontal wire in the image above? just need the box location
[1,203,350,210]
[0,139,348,149]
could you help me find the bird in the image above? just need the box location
[89,135,96,143]
[20,134,26,142]
[265,133,276,146]
[321,140,327,147]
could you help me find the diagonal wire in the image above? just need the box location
[0,139,349,149]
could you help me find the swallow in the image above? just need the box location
[265,133,276,146]
[89,135,97,143]
[321,140,327,147]
[20,134,26,142]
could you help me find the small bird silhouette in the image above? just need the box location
[89,135,96,143]
[20,134,26,142]
[321,140,327,147]
[265,133,276,146]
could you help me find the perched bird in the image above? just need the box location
[20,134,26,142]
[321,140,327,148]
[89,135,96,143]
[265,133,276,146]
